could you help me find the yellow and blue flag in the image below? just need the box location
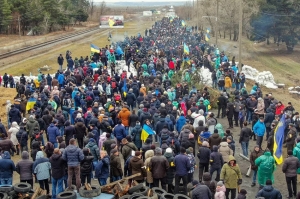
[122,78,128,97]
[205,28,211,41]
[26,97,36,111]
[91,44,100,53]
[273,114,286,164]
[108,18,115,27]
[141,124,155,142]
[183,43,189,54]
[181,20,186,27]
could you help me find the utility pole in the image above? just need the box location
[18,15,21,37]
[238,0,243,72]
[215,0,219,47]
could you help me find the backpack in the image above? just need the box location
[111,81,117,89]
[114,94,121,101]
[132,83,139,91]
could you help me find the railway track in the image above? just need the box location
[0,26,106,60]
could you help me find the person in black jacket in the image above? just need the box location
[16,126,28,153]
[57,54,64,71]
[126,89,136,110]
[80,148,94,185]
[226,102,234,129]
[164,148,175,193]
[50,148,66,198]
[239,121,251,157]
[217,93,227,118]
[197,141,211,182]
[209,146,223,181]
[264,108,275,140]
[64,121,75,146]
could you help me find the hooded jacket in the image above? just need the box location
[282,155,300,177]
[50,153,66,179]
[129,156,144,181]
[47,123,60,143]
[256,185,282,199]
[220,155,242,189]
[8,122,19,145]
[26,117,40,137]
[144,150,154,183]
[33,151,51,180]
[74,122,86,139]
[9,107,22,124]
[150,154,169,178]
[293,142,300,174]
[85,140,100,161]
[255,151,275,186]
[121,142,138,161]
[198,146,211,164]
[118,108,131,126]
[218,142,233,163]
[95,155,110,179]
[253,121,266,136]
[0,151,16,178]
[208,133,221,150]
[16,151,33,180]
[179,128,192,143]
[110,154,123,177]
[113,124,126,141]
[131,124,142,149]
[210,146,224,169]
[176,116,186,132]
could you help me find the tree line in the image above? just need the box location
[0,0,89,35]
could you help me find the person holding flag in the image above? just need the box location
[141,121,155,143]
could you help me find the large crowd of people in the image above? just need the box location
[0,17,299,199]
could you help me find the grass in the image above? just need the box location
[0,20,151,76]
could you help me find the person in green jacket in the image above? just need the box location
[215,123,225,138]
[184,71,191,83]
[255,150,275,188]
[168,70,174,79]
[293,142,300,174]
[220,155,242,199]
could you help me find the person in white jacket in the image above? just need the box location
[191,109,206,128]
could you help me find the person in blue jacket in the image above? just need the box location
[113,120,127,149]
[176,113,186,132]
[57,72,65,88]
[95,150,110,186]
[253,117,266,149]
[0,151,15,185]
[47,120,60,148]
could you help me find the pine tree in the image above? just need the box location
[0,0,12,33]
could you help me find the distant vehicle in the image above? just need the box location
[114,19,123,26]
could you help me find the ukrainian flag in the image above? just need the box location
[141,124,155,142]
[181,20,186,27]
[108,18,115,27]
[26,97,36,111]
[91,44,100,53]
[122,78,128,97]
[273,114,286,164]
[184,43,189,54]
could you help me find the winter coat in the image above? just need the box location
[210,146,224,169]
[202,172,216,195]
[155,117,167,136]
[110,154,123,177]
[144,150,154,183]
[50,153,66,179]
[264,108,275,128]
[286,127,297,145]
[256,99,265,115]
[253,121,265,136]
[80,155,94,174]
[129,156,145,181]
[179,128,192,143]
[226,103,234,118]
[64,125,75,145]
[220,155,242,189]
[239,127,251,143]
[8,122,19,145]
[9,107,22,124]
[95,155,110,179]
[256,185,282,199]
[33,151,51,180]
[176,116,186,132]
[140,112,152,125]
[191,112,206,128]
[255,151,275,185]
[192,184,212,199]
[16,151,33,180]
[122,142,138,161]
[164,152,175,184]
[47,123,60,143]
[129,114,139,127]
[0,151,15,178]
[208,133,221,150]
[197,146,211,164]
[113,124,126,142]
[215,123,225,138]
[75,122,86,139]
[224,77,232,88]
[85,140,100,161]
[0,138,16,153]
[26,117,40,137]
[150,154,169,178]
[293,142,300,173]
[282,155,300,177]
[131,124,142,149]
[214,185,226,199]
[174,153,191,176]
[250,148,263,171]
[118,108,131,126]
[236,193,246,199]
[126,92,136,105]
[103,138,116,155]
[218,142,233,163]
[62,144,84,166]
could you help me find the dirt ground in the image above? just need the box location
[0,20,149,76]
